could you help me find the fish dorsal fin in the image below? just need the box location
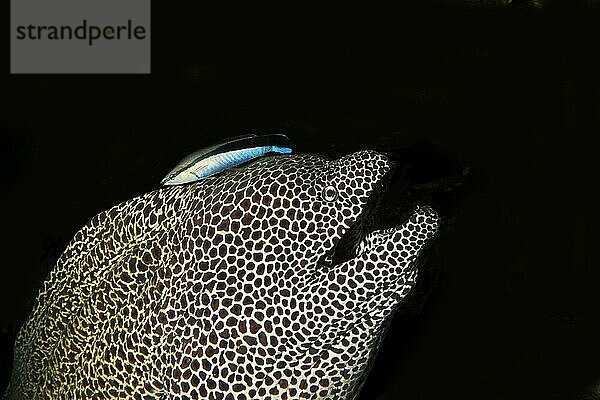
[161,134,292,186]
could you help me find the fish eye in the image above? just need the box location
[322,185,338,202]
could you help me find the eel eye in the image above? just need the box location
[322,185,338,202]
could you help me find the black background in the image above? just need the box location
[1,1,598,399]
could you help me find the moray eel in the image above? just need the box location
[4,150,439,400]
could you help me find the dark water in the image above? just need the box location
[1,2,598,398]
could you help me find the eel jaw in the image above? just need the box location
[320,169,393,268]
[353,205,440,259]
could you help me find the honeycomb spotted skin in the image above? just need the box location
[4,150,439,400]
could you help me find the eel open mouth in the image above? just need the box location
[320,162,439,270]
[320,168,394,268]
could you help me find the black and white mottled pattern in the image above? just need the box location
[4,150,439,400]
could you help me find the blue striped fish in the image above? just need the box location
[161,134,293,186]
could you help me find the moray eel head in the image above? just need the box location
[173,149,440,398]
